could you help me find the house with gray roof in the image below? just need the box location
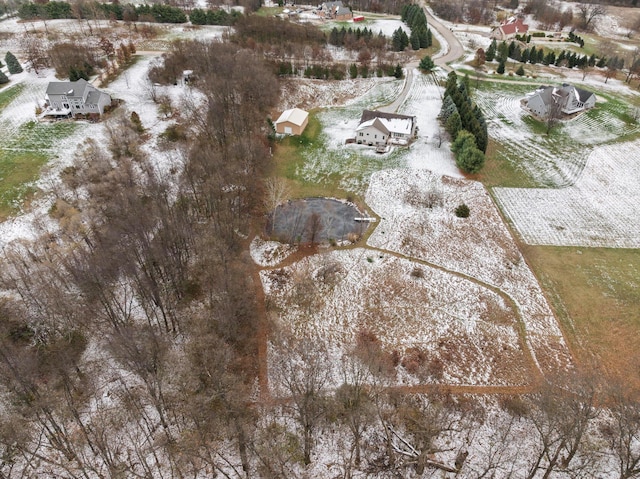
[44,79,112,118]
[320,0,352,20]
[522,84,596,119]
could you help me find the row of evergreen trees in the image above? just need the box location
[329,27,386,47]
[188,8,240,26]
[19,1,188,23]
[396,4,432,51]
[439,72,487,174]
[486,39,617,70]
[0,52,23,85]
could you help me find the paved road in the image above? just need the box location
[423,4,465,69]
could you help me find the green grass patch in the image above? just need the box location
[524,245,640,381]
[254,6,285,17]
[480,141,538,189]
[0,119,80,219]
[0,84,25,111]
[4,121,78,151]
[0,150,49,218]
[272,101,404,202]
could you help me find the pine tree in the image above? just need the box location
[516,65,525,76]
[418,55,435,72]
[451,129,476,155]
[0,69,8,84]
[410,29,420,50]
[349,63,358,78]
[439,95,458,122]
[486,39,497,62]
[445,111,462,138]
[497,59,506,74]
[5,51,22,74]
[457,145,485,173]
[445,71,458,98]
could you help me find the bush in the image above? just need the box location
[455,203,470,218]
[5,51,22,74]
[516,65,525,76]
[418,55,435,72]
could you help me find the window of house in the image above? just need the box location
[63,103,69,109]
[374,134,377,139]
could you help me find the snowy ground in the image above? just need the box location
[495,140,640,248]
[0,52,188,249]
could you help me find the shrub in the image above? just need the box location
[5,51,22,74]
[455,203,470,218]
[516,65,525,76]
[418,54,435,72]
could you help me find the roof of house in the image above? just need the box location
[275,108,309,126]
[335,6,351,15]
[86,90,109,105]
[532,84,595,106]
[359,110,415,136]
[46,78,91,98]
[498,17,528,36]
[356,117,390,135]
[322,0,343,8]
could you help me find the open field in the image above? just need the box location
[525,245,640,384]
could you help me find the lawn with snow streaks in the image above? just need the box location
[263,248,530,388]
[365,169,573,377]
[494,140,640,248]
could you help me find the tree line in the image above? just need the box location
[439,71,488,174]
[17,0,220,24]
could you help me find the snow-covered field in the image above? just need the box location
[495,140,640,247]
[260,167,574,389]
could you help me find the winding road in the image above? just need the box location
[379,5,464,113]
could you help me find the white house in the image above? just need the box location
[523,84,596,119]
[355,110,417,146]
[44,79,112,117]
[490,17,529,40]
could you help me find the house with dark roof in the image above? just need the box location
[320,0,352,20]
[522,84,596,119]
[490,17,529,40]
[44,79,112,117]
[355,110,417,146]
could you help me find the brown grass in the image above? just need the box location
[523,245,640,386]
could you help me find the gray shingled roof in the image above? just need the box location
[360,109,415,124]
[46,78,90,98]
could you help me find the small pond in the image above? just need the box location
[266,198,370,244]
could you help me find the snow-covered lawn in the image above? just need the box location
[263,247,531,388]
[365,169,573,377]
[495,140,640,248]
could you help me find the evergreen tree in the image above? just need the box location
[496,59,506,74]
[516,65,525,76]
[5,51,22,74]
[457,145,485,173]
[521,48,530,63]
[394,64,403,79]
[497,41,509,62]
[451,129,476,156]
[349,63,358,78]
[410,29,420,50]
[486,39,497,62]
[0,69,8,84]
[445,111,462,138]
[596,57,606,68]
[418,55,435,72]
[445,71,458,98]
[529,46,537,64]
[439,95,457,122]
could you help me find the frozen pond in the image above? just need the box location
[267,198,369,244]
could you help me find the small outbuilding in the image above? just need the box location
[274,108,309,135]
